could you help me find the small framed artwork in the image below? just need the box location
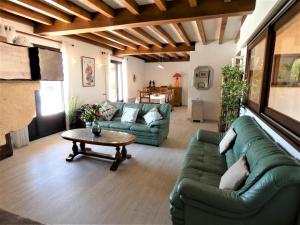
[81,56,95,87]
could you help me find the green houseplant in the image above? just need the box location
[67,96,78,129]
[219,64,248,132]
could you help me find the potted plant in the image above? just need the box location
[80,104,102,128]
[67,96,78,129]
[219,64,248,132]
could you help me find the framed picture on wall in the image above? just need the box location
[81,56,95,87]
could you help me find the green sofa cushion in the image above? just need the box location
[109,122,132,130]
[130,124,159,134]
[99,121,112,128]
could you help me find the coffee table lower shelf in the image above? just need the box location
[66,141,132,171]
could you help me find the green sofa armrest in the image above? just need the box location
[177,178,247,214]
[196,129,224,145]
[148,119,169,128]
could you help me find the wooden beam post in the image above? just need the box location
[34,0,256,35]
[219,17,228,44]
[9,0,72,23]
[148,25,176,47]
[195,20,207,45]
[131,28,163,48]
[79,0,114,18]
[114,43,195,56]
[154,0,167,11]
[172,23,191,46]
[43,0,93,21]
[119,0,140,15]
[0,1,53,25]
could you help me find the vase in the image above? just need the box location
[85,122,92,128]
[92,121,101,136]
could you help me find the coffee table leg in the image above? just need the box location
[121,146,132,160]
[110,146,122,171]
[66,141,79,162]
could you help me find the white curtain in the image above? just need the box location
[10,127,29,148]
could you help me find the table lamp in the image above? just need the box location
[173,73,182,88]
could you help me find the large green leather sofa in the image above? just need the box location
[99,102,171,146]
[170,115,300,225]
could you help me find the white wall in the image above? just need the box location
[123,56,145,102]
[0,17,111,108]
[189,41,237,121]
[237,0,285,50]
[62,40,109,106]
[144,62,189,105]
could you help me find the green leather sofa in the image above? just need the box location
[99,102,171,146]
[170,115,300,225]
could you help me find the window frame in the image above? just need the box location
[245,0,300,148]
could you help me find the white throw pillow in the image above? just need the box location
[143,108,163,125]
[121,107,139,123]
[219,156,249,190]
[219,128,237,154]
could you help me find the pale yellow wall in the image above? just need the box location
[0,82,40,145]
[268,87,300,121]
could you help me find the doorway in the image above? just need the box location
[109,60,123,102]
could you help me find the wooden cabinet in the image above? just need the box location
[171,87,182,106]
[0,134,13,160]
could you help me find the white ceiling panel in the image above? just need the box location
[203,19,220,42]
[160,24,182,43]
[181,21,197,42]
[125,28,153,44]
[144,27,168,44]
[224,16,242,41]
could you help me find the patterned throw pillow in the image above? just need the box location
[121,107,139,123]
[143,107,163,125]
[99,102,117,121]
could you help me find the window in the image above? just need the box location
[109,60,123,102]
[267,12,300,122]
[247,37,267,106]
[245,1,300,147]
[40,81,64,116]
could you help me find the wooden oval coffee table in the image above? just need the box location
[61,129,136,171]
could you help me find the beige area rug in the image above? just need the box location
[0,107,217,225]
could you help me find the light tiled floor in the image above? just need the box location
[0,107,217,224]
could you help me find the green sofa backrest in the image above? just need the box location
[225,116,268,167]
[224,116,300,204]
[108,102,172,120]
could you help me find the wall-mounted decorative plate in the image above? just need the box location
[193,66,213,90]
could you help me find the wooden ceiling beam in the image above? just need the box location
[146,57,190,63]
[182,52,189,57]
[34,0,256,35]
[219,17,228,44]
[78,0,114,18]
[119,0,140,15]
[94,31,137,49]
[111,30,150,49]
[154,0,167,11]
[43,0,93,21]
[67,34,113,50]
[234,15,247,43]
[131,28,163,48]
[114,43,195,56]
[0,9,34,26]
[0,1,53,25]
[8,0,72,23]
[195,19,207,45]
[148,25,176,47]
[188,0,198,7]
[172,23,191,46]
[77,33,126,50]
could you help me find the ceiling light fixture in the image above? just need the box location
[157,56,165,69]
